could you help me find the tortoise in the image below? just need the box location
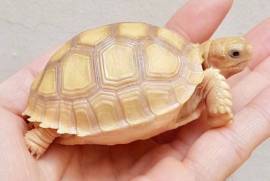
[23,22,252,158]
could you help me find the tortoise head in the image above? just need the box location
[201,37,252,78]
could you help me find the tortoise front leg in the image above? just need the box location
[202,68,233,127]
[25,127,59,159]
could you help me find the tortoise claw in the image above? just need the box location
[208,110,233,128]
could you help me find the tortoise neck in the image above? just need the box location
[200,40,212,70]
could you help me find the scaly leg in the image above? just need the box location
[25,127,59,159]
[203,68,233,127]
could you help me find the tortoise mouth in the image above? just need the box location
[220,60,248,78]
[219,60,248,70]
[230,61,248,69]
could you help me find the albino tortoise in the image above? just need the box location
[23,22,252,158]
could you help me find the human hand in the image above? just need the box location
[0,0,269,180]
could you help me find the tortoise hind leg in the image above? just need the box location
[202,68,233,127]
[25,128,59,159]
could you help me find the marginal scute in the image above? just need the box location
[187,44,204,64]
[40,102,59,129]
[38,67,57,96]
[118,23,148,39]
[144,85,178,115]
[119,89,154,125]
[73,102,92,136]
[157,28,186,50]
[174,83,195,104]
[50,41,71,62]
[91,93,124,132]
[31,73,43,90]
[101,44,139,88]
[31,102,43,123]
[145,43,180,79]
[77,26,110,46]
[61,53,95,96]
[186,70,204,85]
[22,97,35,116]
[58,101,76,134]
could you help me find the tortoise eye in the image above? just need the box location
[229,49,240,58]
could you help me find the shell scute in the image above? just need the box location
[58,101,76,134]
[118,89,154,125]
[40,101,59,129]
[145,43,181,79]
[61,53,96,97]
[157,28,186,50]
[50,41,72,62]
[77,26,110,46]
[118,22,149,39]
[143,84,179,116]
[100,43,139,89]
[38,67,57,96]
[73,101,92,136]
[90,93,127,132]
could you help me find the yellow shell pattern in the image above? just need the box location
[23,22,204,136]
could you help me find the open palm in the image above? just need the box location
[0,0,269,180]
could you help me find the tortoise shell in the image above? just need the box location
[23,22,204,139]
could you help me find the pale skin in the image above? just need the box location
[0,0,269,180]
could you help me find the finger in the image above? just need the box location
[132,157,193,181]
[37,144,76,180]
[0,108,34,180]
[0,51,53,114]
[168,111,211,157]
[183,90,270,180]
[166,0,233,42]
[231,57,270,112]
[0,107,74,180]
[247,18,270,69]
